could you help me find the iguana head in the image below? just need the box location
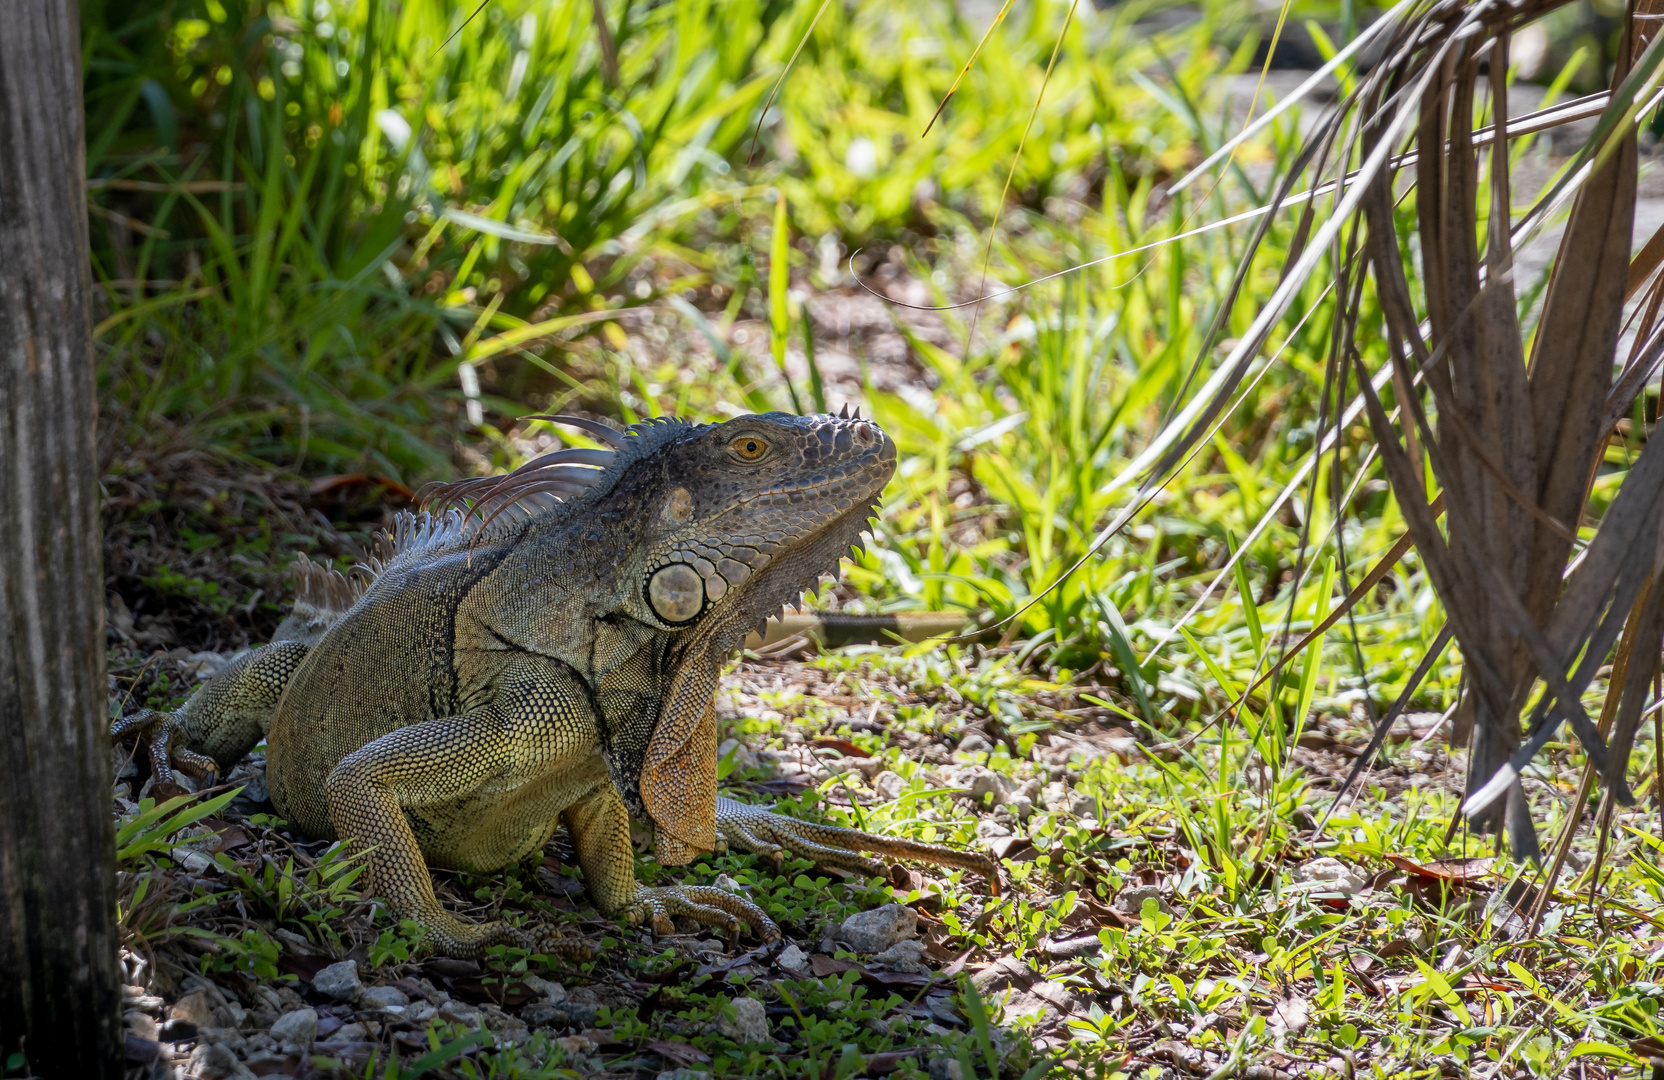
[603,410,896,644]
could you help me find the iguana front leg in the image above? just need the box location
[714,797,999,888]
[111,642,309,786]
[563,784,780,941]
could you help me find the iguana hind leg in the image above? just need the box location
[563,784,780,941]
[111,641,309,786]
[323,708,577,958]
[714,796,999,890]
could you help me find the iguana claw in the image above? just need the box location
[623,884,780,942]
[714,796,1000,892]
[110,709,218,788]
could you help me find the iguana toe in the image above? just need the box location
[715,796,999,892]
[111,709,218,788]
[624,884,780,942]
[527,932,599,962]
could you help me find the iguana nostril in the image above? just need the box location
[648,563,704,623]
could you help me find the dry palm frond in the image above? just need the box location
[988,0,1664,857]
[1186,0,1664,856]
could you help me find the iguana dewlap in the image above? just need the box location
[113,411,994,956]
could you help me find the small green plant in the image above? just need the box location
[117,787,241,863]
[368,919,431,968]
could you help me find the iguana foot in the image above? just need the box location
[110,709,218,788]
[623,884,781,942]
[415,911,598,961]
[714,796,999,891]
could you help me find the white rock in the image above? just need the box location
[269,1007,318,1052]
[1291,857,1368,896]
[713,873,744,893]
[967,771,1006,806]
[1270,995,1310,1036]
[974,817,1012,839]
[438,1000,483,1028]
[776,943,811,975]
[656,1070,711,1080]
[124,1011,158,1041]
[928,1057,965,1080]
[188,1040,254,1080]
[1005,794,1035,821]
[1068,792,1098,819]
[311,959,363,1003]
[870,939,925,965]
[178,849,215,874]
[717,738,756,772]
[718,996,770,1044]
[170,990,216,1028]
[1113,885,1172,916]
[873,770,905,802]
[958,734,992,754]
[840,903,918,953]
[359,985,409,1011]
[523,975,568,1004]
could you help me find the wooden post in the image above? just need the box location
[0,1,123,1077]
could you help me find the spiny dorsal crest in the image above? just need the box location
[375,414,698,567]
[273,553,371,643]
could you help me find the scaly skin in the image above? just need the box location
[112,411,995,957]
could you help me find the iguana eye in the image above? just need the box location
[730,435,769,461]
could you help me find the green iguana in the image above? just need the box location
[112,410,994,957]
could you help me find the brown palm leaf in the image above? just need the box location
[1075,0,1664,858]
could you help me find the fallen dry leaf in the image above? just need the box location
[1384,854,1494,883]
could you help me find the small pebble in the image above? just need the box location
[359,985,409,1011]
[312,959,364,1003]
[869,939,925,965]
[1291,856,1368,896]
[967,771,1005,806]
[717,996,771,1044]
[187,1041,243,1080]
[840,903,918,952]
[523,975,568,1004]
[169,990,216,1029]
[269,1007,318,1052]
[1113,884,1172,916]
[928,1057,965,1080]
[776,943,811,975]
[439,1000,483,1028]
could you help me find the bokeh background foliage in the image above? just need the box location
[87,0,1412,701]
